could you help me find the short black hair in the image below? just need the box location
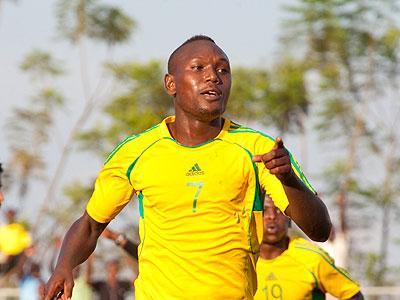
[167,35,216,74]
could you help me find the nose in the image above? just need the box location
[264,207,277,220]
[205,67,221,84]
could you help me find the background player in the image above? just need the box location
[255,195,363,300]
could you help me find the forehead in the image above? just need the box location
[176,40,229,64]
[264,196,276,208]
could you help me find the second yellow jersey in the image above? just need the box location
[0,223,32,255]
[255,237,361,300]
[87,116,314,300]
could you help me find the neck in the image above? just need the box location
[260,236,290,260]
[168,113,223,146]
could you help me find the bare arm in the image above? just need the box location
[280,170,331,242]
[43,212,108,300]
[253,137,332,242]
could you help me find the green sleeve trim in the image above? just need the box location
[217,139,263,253]
[227,128,275,143]
[104,124,160,165]
[294,246,358,284]
[288,152,316,194]
[309,270,319,290]
[104,134,138,164]
[232,143,263,254]
[138,191,144,218]
[229,143,263,212]
[126,138,165,184]
[312,288,325,300]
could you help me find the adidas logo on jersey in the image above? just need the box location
[186,163,204,176]
[266,272,277,281]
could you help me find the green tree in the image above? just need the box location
[228,60,310,133]
[33,1,136,232]
[6,49,65,204]
[77,60,172,157]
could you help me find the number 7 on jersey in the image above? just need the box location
[187,181,204,212]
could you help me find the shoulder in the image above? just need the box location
[226,119,275,141]
[104,123,162,165]
[223,119,276,152]
[289,237,335,265]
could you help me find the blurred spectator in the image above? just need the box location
[101,228,138,260]
[0,209,32,275]
[19,261,45,300]
[88,258,132,300]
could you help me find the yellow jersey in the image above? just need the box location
[255,237,361,300]
[87,116,314,300]
[0,223,32,256]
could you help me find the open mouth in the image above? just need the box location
[265,223,278,233]
[200,88,222,100]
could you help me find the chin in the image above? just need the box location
[194,112,217,123]
[198,106,225,120]
[263,238,278,245]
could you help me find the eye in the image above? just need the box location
[191,65,204,71]
[217,66,230,74]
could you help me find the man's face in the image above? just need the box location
[166,40,231,122]
[262,196,289,245]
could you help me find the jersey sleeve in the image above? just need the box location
[255,135,316,214]
[86,138,137,223]
[317,253,361,299]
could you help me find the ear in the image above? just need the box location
[164,73,176,97]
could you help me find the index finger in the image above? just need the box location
[274,137,284,149]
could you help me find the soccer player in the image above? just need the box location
[255,196,363,300]
[44,35,331,300]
